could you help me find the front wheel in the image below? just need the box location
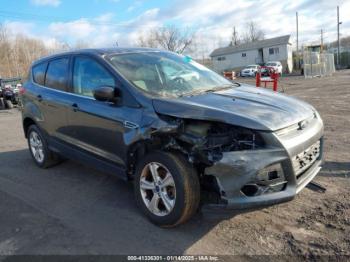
[134,151,200,227]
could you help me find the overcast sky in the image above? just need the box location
[1,0,349,56]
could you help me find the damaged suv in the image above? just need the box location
[21,48,324,227]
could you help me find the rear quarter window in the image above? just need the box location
[32,62,48,86]
[45,58,69,91]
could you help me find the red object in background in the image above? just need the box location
[223,71,236,80]
[256,66,279,92]
[19,87,26,95]
[256,71,261,87]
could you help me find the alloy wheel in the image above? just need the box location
[29,131,44,163]
[139,162,176,216]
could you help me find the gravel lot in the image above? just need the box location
[0,70,349,257]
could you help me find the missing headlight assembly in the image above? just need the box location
[160,119,266,163]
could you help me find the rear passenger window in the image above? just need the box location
[32,62,47,86]
[45,58,69,91]
[73,56,115,97]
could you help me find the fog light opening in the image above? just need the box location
[268,170,279,180]
[257,163,285,182]
[241,184,259,197]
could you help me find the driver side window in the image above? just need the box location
[73,56,115,97]
[161,60,182,79]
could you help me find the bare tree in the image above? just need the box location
[229,26,240,46]
[137,25,196,54]
[242,21,265,43]
[0,24,13,77]
[137,34,158,49]
[74,40,90,49]
[0,23,69,78]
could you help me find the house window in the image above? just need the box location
[242,53,246,57]
[217,56,226,61]
[269,47,279,55]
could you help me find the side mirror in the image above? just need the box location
[93,86,120,103]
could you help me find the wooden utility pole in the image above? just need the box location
[231,26,238,46]
[321,29,323,52]
[296,12,299,69]
[337,6,342,67]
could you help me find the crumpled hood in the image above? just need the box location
[152,84,316,131]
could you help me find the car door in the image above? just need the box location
[65,55,142,169]
[32,57,72,143]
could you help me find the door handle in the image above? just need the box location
[71,103,79,112]
[37,95,43,102]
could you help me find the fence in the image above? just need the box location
[303,51,335,78]
[338,51,350,69]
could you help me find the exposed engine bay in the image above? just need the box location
[154,117,265,165]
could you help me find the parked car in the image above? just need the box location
[168,69,200,81]
[21,48,324,227]
[240,65,260,77]
[0,84,19,109]
[264,61,283,75]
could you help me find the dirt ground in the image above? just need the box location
[0,70,349,258]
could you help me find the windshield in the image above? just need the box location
[266,63,277,66]
[246,65,256,69]
[109,51,234,97]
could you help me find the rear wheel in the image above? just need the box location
[134,151,200,227]
[27,125,61,168]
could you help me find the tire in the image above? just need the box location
[4,99,13,109]
[27,125,61,168]
[134,151,200,227]
[0,98,5,110]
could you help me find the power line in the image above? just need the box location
[0,8,343,47]
[0,10,230,31]
[0,10,162,28]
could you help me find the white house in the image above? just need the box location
[210,35,293,73]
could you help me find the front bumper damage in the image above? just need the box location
[203,115,324,210]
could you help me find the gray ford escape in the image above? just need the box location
[21,48,324,227]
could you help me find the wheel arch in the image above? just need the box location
[126,136,191,180]
[23,117,37,138]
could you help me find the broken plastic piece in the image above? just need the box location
[306,181,326,193]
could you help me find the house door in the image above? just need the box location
[256,49,264,64]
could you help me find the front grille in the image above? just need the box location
[292,140,321,178]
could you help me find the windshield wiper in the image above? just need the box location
[203,83,240,93]
[179,83,238,97]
